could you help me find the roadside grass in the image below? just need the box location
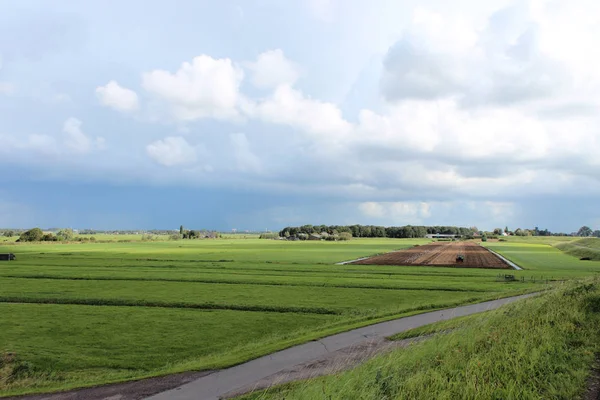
[241,280,600,400]
[389,313,483,340]
[556,238,600,261]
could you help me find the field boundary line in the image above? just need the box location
[485,248,524,270]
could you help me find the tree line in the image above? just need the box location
[16,228,80,242]
[278,225,475,239]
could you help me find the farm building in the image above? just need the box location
[0,253,16,261]
[308,233,322,240]
[425,234,461,239]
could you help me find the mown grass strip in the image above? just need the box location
[0,297,339,315]
[0,274,489,292]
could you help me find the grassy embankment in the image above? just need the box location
[241,280,600,399]
[555,238,600,261]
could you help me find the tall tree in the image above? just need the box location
[179,225,184,235]
[578,226,593,237]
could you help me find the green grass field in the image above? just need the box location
[0,237,595,396]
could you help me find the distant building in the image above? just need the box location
[308,233,322,241]
[425,234,461,239]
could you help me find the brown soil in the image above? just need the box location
[352,241,510,269]
[3,371,212,400]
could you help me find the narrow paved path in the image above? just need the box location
[147,292,537,400]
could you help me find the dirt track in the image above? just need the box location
[352,241,510,269]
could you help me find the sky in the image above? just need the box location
[1,0,600,232]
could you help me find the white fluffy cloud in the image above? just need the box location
[246,84,352,136]
[381,5,569,106]
[96,81,139,112]
[146,136,197,167]
[245,49,301,89]
[63,117,104,154]
[142,55,243,121]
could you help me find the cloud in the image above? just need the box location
[245,84,352,136]
[142,55,244,121]
[359,201,431,222]
[0,82,16,95]
[230,133,261,173]
[245,49,301,89]
[146,136,197,167]
[381,5,567,106]
[63,118,105,154]
[96,81,139,112]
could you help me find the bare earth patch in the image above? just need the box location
[3,371,213,400]
[351,242,510,269]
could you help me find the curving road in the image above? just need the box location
[146,292,537,400]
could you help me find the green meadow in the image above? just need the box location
[0,237,597,396]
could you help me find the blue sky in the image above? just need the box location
[1,0,600,232]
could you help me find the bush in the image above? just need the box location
[17,228,44,242]
[42,233,57,242]
[259,233,279,239]
[338,232,352,241]
[169,234,182,241]
[56,228,74,241]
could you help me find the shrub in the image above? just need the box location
[56,228,74,241]
[259,233,279,239]
[297,233,309,240]
[17,228,44,242]
[42,233,57,242]
[338,232,352,241]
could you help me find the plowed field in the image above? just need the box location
[352,241,510,269]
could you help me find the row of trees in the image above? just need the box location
[16,228,77,242]
[175,225,219,240]
[279,225,475,239]
[488,226,600,237]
